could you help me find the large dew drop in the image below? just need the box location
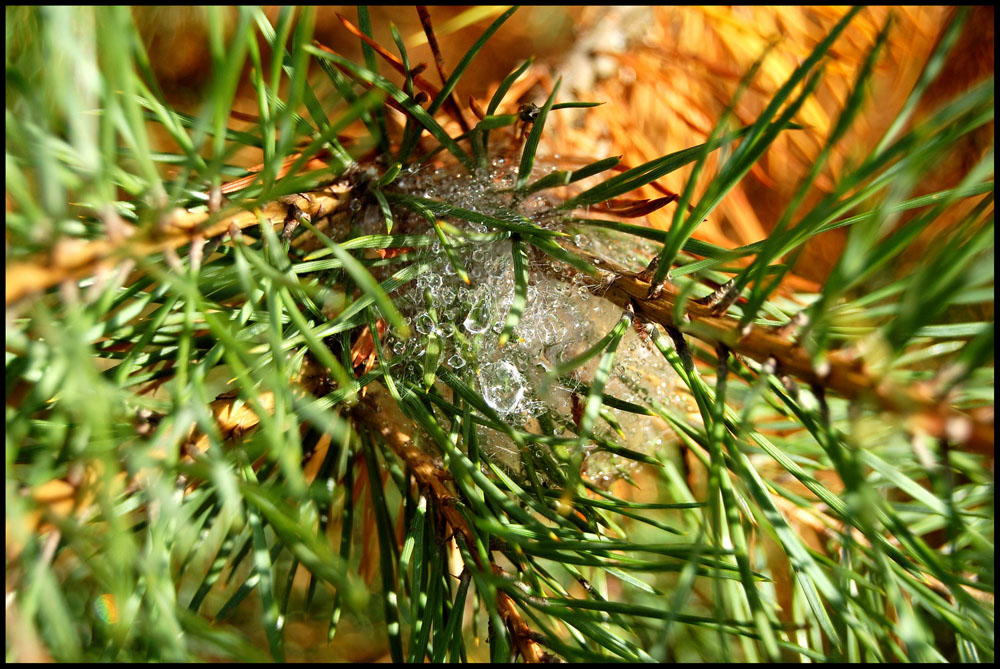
[479,360,526,415]
[415,313,435,335]
[463,296,493,334]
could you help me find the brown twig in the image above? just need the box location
[569,251,993,457]
[5,187,348,307]
[334,14,445,102]
[355,382,546,663]
[415,6,472,133]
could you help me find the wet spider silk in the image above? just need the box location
[371,157,689,486]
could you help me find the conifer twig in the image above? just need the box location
[5,187,349,306]
[355,381,546,663]
[10,185,989,460]
[568,253,993,456]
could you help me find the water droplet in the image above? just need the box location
[422,272,443,290]
[463,297,492,334]
[448,354,465,369]
[479,360,525,415]
[415,313,435,335]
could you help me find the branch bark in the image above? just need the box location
[6,187,348,306]
[355,382,547,663]
[577,253,993,457]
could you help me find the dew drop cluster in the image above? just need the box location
[367,159,684,484]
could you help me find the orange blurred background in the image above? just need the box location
[134,6,993,282]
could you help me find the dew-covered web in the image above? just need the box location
[369,158,686,485]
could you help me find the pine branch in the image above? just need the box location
[571,252,994,456]
[6,187,348,306]
[7,5,992,662]
[355,381,548,663]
